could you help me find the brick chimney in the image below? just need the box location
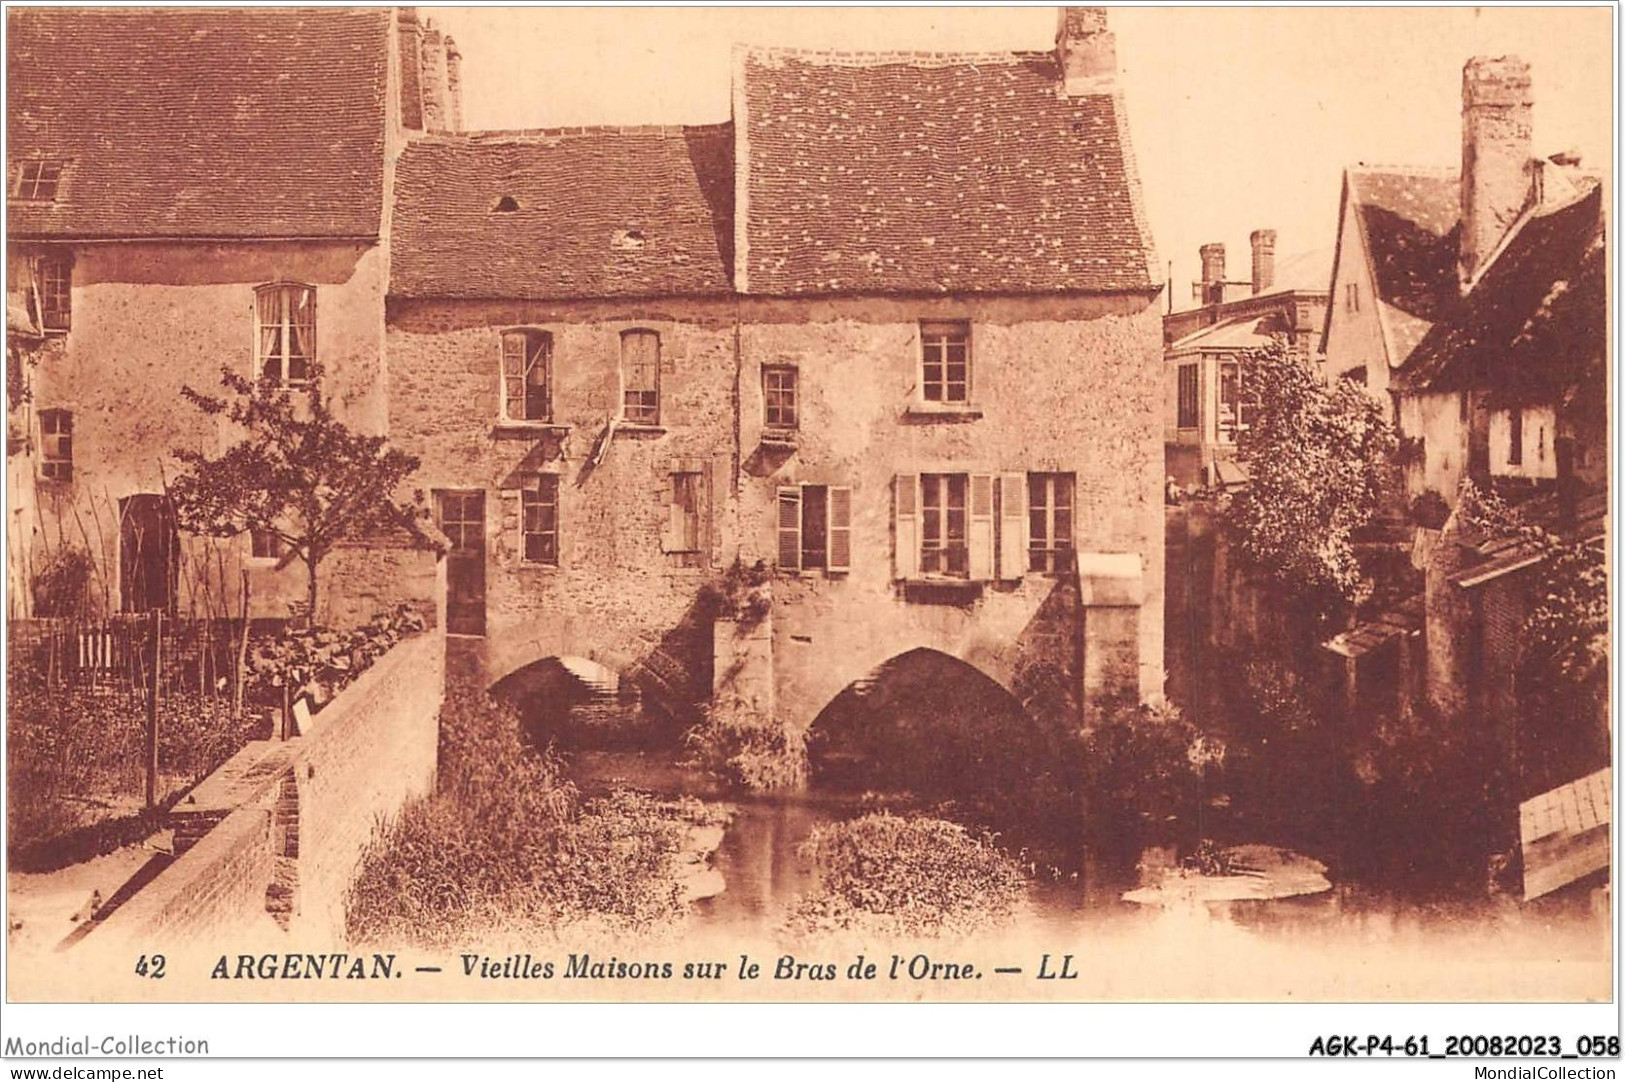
[444,36,463,133]
[396,7,424,131]
[1198,243,1225,304]
[1250,229,1276,294]
[420,24,448,132]
[1459,56,1534,285]
[1055,7,1117,96]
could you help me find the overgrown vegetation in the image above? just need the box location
[783,813,1027,939]
[685,692,808,792]
[347,686,711,946]
[7,682,255,856]
[30,545,95,618]
[1458,478,1608,790]
[1079,696,1221,853]
[169,363,426,619]
[1225,339,1398,618]
[246,603,426,710]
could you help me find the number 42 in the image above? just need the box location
[135,954,166,979]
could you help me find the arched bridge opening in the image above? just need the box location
[808,648,1081,849]
[491,655,676,751]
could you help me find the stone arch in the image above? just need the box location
[806,647,1077,838]
[481,619,640,690]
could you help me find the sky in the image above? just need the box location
[425,5,1614,309]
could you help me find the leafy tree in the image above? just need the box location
[169,365,423,620]
[1223,339,1398,615]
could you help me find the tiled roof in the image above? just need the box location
[389,127,735,299]
[1450,486,1606,590]
[7,8,390,239]
[737,48,1158,296]
[1400,186,1604,400]
[1347,167,1462,364]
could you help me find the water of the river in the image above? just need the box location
[563,747,1609,974]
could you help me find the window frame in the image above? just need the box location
[1345,281,1360,313]
[620,328,661,426]
[919,472,970,578]
[33,253,71,332]
[919,321,971,405]
[1217,360,1258,443]
[776,482,851,575]
[13,160,65,202]
[248,529,284,563]
[38,407,72,482]
[1176,362,1199,430]
[521,474,561,566]
[499,328,554,423]
[668,470,703,556]
[253,282,317,388]
[1508,405,1524,467]
[1027,472,1075,574]
[763,364,799,430]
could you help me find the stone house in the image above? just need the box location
[5,7,461,623]
[1320,55,1607,893]
[386,7,1167,734]
[1162,233,1330,487]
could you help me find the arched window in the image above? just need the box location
[254,283,316,386]
[500,329,552,422]
[620,329,660,425]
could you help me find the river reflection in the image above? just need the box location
[566,747,1609,969]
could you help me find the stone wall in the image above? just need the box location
[735,292,1165,729]
[82,630,445,948]
[385,297,740,706]
[10,239,391,622]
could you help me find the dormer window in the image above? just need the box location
[493,196,520,213]
[14,160,64,202]
[500,329,552,422]
[254,283,316,387]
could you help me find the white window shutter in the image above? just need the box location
[776,486,802,570]
[999,472,1026,580]
[827,485,852,573]
[969,474,995,580]
[893,474,919,580]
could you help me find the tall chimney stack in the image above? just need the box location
[445,36,464,133]
[1459,56,1534,285]
[420,23,448,132]
[396,7,424,131]
[1198,243,1226,304]
[1055,8,1117,96]
[1250,229,1276,294]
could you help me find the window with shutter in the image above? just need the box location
[776,486,802,570]
[666,471,703,560]
[968,474,994,580]
[893,473,919,580]
[998,472,1025,580]
[827,486,852,573]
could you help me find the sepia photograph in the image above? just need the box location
[1,1,1614,1021]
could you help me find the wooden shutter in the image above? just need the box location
[827,485,852,573]
[776,486,802,570]
[999,472,1026,580]
[664,475,686,554]
[893,474,918,580]
[968,474,995,580]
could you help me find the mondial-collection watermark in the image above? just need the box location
[1473,1069,1617,1080]
[3,1036,210,1057]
